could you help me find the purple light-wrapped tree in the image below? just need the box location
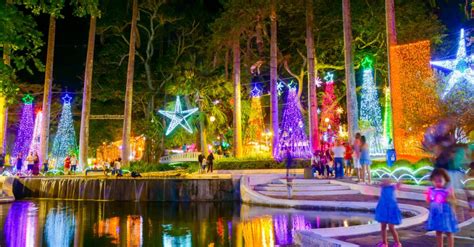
[274,87,312,160]
[13,95,35,159]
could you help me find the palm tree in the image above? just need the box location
[122,0,138,165]
[79,15,97,168]
[306,0,319,152]
[0,0,13,154]
[232,38,243,158]
[342,0,358,142]
[385,0,397,146]
[39,15,56,162]
[270,0,279,157]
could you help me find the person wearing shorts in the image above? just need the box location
[360,135,372,184]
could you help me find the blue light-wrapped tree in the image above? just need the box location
[359,57,384,154]
[274,87,312,160]
[13,94,35,159]
[51,94,77,168]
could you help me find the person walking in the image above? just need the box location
[332,140,345,179]
[15,153,23,175]
[344,142,353,177]
[352,133,362,182]
[26,152,34,175]
[360,135,372,184]
[207,151,215,173]
[115,158,122,177]
[64,155,71,175]
[70,155,78,175]
[32,152,40,175]
[198,153,205,173]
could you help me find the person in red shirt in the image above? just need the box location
[64,155,71,175]
[344,142,353,177]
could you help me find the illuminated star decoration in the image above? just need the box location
[22,94,34,104]
[430,29,474,99]
[314,77,323,87]
[324,72,334,83]
[158,96,199,136]
[336,107,344,114]
[287,80,297,90]
[277,80,286,96]
[62,94,72,104]
[250,84,262,97]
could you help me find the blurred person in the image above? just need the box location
[15,152,23,175]
[207,151,215,173]
[26,152,34,174]
[375,178,402,247]
[344,142,353,176]
[64,155,71,175]
[32,152,40,175]
[70,154,78,175]
[332,140,345,179]
[360,136,372,184]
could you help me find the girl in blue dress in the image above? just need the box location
[426,168,458,247]
[375,178,402,247]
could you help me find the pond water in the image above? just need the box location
[0,200,375,246]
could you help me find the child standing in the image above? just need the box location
[426,168,458,247]
[375,178,402,247]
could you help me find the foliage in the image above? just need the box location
[0,4,44,103]
[215,157,310,170]
[125,160,199,173]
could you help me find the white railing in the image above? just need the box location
[159,152,224,164]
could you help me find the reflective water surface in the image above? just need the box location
[0,200,375,246]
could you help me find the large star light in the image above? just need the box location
[430,29,474,98]
[158,96,199,136]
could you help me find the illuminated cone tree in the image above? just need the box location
[321,72,341,131]
[244,84,266,154]
[51,94,77,168]
[13,94,35,159]
[29,111,43,156]
[275,87,312,160]
[359,57,384,154]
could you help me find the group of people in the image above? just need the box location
[311,133,372,183]
[197,152,215,173]
[14,151,41,175]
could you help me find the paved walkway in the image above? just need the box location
[252,176,474,246]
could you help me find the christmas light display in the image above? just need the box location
[321,72,340,133]
[51,94,77,168]
[371,166,473,186]
[382,87,394,147]
[390,40,438,155]
[359,57,384,154]
[277,80,286,96]
[244,84,266,154]
[158,96,198,136]
[13,95,35,159]
[430,29,474,98]
[28,111,42,156]
[274,88,311,160]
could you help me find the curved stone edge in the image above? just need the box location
[240,175,429,246]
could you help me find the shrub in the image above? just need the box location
[215,158,309,170]
[125,161,200,173]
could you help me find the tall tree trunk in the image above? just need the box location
[270,0,279,157]
[40,16,56,163]
[385,0,397,147]
[122,0,138,165]
[199,113,208,155]
[232,40,242,158]
[0,0,12,154]
[79,16,97,168]
[342,0,358,142]
[306,0,319,152]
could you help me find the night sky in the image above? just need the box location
[19,0,473,89]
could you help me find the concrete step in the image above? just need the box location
[255,184,351,192]
[277,179,332,185]
[258,189,360,197]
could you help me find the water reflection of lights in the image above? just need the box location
[241,216,275,247]
[94,217,120,244]
[45,209,76,246]
[162,224,192,246]
[4,202,37,247]
[94,216,143,246]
